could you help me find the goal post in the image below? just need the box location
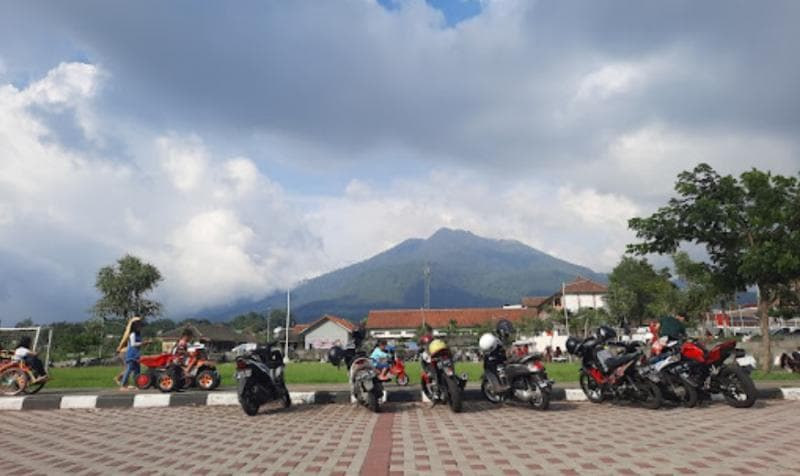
[0,326,54,372]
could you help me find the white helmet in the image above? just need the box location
[479,333,499,352]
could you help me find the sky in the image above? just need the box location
[1,0,799,324]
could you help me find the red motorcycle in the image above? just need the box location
[679,339,757,408]
[386,348,409,386]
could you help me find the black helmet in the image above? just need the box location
[597,325,616,341]
[496,319,514,340]
[327,346,344,366]
[566,336,580,355]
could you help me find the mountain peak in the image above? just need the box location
[206,228,606,322]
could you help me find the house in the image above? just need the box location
[532,276,608,314]
[365,307,538,340]
[272,324,309,350]
[160,324,256,353]
[298,315,358,350]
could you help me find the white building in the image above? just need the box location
[299,315,358,350]
[527,276,608,314]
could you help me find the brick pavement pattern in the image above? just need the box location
[1,400,799,475]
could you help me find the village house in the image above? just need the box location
[526,276,608,314]
[365,307,538,340]
[298,314,358,350]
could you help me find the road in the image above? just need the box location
[1,400,798,475]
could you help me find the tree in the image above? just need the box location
[572,308,610,338]
[93,254,163,320]
[607,257,677,326]
[628,163,800,371]
[15,317,34,328]
[671,251,724,324]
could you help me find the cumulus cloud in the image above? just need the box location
[0,64,322,321]
[1,1,798,323]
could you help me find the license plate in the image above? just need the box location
[235,369,252,379]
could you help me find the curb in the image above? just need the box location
[1,387,797,412]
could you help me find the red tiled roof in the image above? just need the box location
[299,315,358,334]
[562,277,608,294]
[522,297,548,307]
[366,308,538,330]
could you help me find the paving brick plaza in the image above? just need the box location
[1,400,798,475]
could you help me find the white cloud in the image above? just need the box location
[0,63,322,319]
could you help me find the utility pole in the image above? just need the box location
[265,305,272,344]
[423,263,431,309]
[284,288,291,362]
[562,281,570,336]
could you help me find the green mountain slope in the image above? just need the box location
[207,228,607,322]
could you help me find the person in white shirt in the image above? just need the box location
[13,336,47,382]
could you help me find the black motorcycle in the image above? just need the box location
[567,326,662,409]
[328,329,384,413]
[421,341,467,413]
[481,336,552,410]
[640,341,698,408]
[235,344,291,416]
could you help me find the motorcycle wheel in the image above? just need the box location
[528,376,550,411]
[446,377,463,413]
[481,376,503,404]
[720,366,757,408]
[281,383,292,408]
[367,389,380,413]
[636,379,662,410]
[156,370,178,393]
[134,372,153,390]
[240,396,260,416]
[0,368,27,396]
[196,369,217,391]
[664,374,697,408]
[396,374,409,386]
[580,372,604,403]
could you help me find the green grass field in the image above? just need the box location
[42,360,800,390]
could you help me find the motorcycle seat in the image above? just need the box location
[600,351,639,373]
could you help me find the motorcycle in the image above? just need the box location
[386,348,409,386]
[421,338,467,413]
[479,333,552,410]
[0,358,48,396]
[328,329,384,413]
[235,343,291,416]
[641,341,698,408]
[679,338,757,408]
[136,343,221,392]
[567,326,662,409]
[779,350,800,373]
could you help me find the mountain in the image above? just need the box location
[204,228,607,323]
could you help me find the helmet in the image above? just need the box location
[419,334,433,347]
[597,325,617,341]
[428,339,448,356]
[327,346,344,366]
[566,336,580,355]
[479,333,500,352]
[496,319,514,340]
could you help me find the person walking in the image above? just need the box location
[118,317,148,390]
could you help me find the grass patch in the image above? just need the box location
[41,360,798,390]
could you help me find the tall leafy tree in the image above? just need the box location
[607,257,676,326]
[93,254,163,320]
[671,251,725,323]
[628,163,800,371]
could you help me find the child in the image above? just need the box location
[171,328,194,369]
[370,339,392,381]
[13,336,47,383]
